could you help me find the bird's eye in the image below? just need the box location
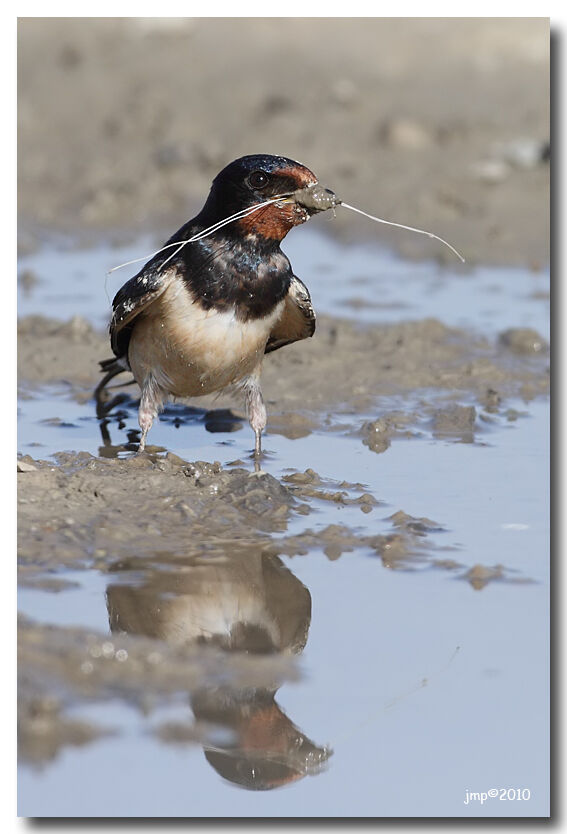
[248,170,269,189]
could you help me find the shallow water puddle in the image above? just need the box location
[17,231,549,816]
[18,228,550,336]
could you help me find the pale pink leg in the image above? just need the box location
[137,374,165,453]
[243,374,266,458]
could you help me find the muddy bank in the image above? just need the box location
[18,313,549,417]
[18,18,549,266]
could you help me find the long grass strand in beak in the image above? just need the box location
[107,195,294,275]
[340,202,466,263]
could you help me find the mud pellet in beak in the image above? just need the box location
[294,184,341,213]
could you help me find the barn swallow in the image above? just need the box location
[96,154,340,457]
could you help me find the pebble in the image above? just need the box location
[499,328,548,355]
[18,460,37,472]
[330,78,358,107]
[379,118,433,150]
[494,138,549,169]
[471,159,510,183]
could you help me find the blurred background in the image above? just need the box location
[18,17,549,266]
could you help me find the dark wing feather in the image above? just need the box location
[265,275,316,354]
[110,264,176,358]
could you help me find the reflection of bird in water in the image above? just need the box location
[192,687,328,791]
[106,549,331,790]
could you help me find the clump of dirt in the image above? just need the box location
[460,564,535,591]
[431,404,477,443]
[18,678,111,765]
[282,468,377,513]
[361,412,418,454]
[271,508,449,568]
[499,327,549,355]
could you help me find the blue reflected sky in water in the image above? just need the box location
[18,227,549,337]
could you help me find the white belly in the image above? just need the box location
[128,282,284,397]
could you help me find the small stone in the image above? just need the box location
[471,159,510,183]
[379,118,433,150]
[463,564,504,591]
[480,388,501,412]
[499,328,549,355]
[18,460,37,472]
[362,418,391,454]
[331,78,358,107]
[18,268,39,293]
[67,315,90,340]
[283,468,320,485]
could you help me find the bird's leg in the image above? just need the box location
[243,373,266,459]
[138,373,164,454]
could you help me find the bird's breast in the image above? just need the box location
[128,279,284,397]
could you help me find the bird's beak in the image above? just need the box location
[279,184,341,215]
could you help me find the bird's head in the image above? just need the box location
[200,154,339,242]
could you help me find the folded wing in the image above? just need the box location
[110,266,177,359]
[265,275,316,354]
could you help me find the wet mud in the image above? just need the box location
[18,313,549,410]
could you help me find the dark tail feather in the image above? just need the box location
[94,357,133,416]
[99,356,124,373]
